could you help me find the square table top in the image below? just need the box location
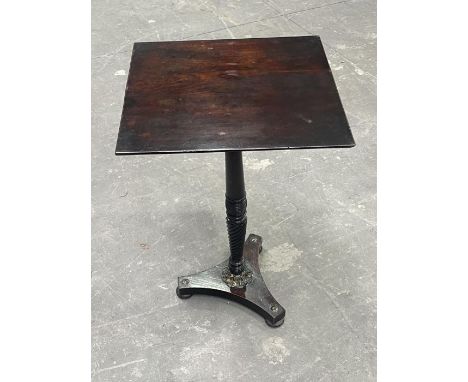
[115,36,354,155]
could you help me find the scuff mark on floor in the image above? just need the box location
[260,337,290,365]
[95,358,146,374]
[244,157,274,171]
[261,243,303,272]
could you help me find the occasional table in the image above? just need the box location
[116,36,354,327]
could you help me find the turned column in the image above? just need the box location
[225,151,247,275]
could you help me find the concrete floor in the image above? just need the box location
[92,0,376,380]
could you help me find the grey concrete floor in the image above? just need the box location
[92,0,376,380]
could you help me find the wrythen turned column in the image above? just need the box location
[224,151,247,275]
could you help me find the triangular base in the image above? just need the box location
[176,234,285,327]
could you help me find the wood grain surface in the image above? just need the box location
[116,36,355,155]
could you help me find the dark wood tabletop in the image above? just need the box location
[115,36,354,155]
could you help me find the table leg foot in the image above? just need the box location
[176,234,285,327]
[265,317,284,328]
[176,286,193,299]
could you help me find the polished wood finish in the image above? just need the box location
[177,234,286,327]
[115,36,354,155]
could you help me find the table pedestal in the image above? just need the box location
[176,152,285,327]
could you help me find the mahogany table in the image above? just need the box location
[116,36,354,327]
